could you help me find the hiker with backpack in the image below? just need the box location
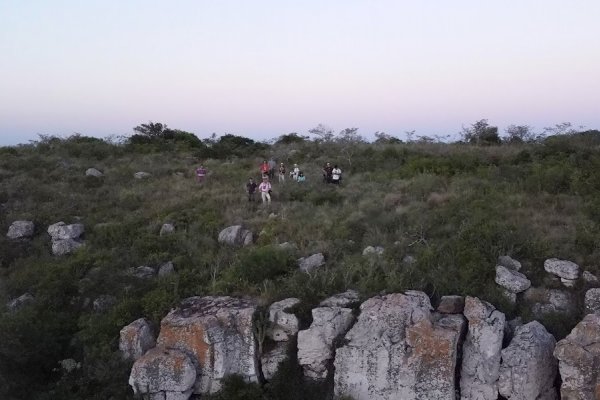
[246,177,258,202]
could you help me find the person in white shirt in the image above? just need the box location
[292,164,300,181]
[258,176,272,204]
[332,165,342,184]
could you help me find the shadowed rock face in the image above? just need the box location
[554,313,600,399]
[156,296,259,394]
[119,318,156,361]
[334,291,466,400]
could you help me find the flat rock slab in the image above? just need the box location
[544,258,580,280]
[495,265,531,293]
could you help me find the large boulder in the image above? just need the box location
[437,295,465,314]
[544,258,580,280]
[267,298,300,342]
[319,289,360,308]
[297,253,325,274]
[554,313,600,399]
[498,321,558,400]
[52,239,84,256]
[261,342,290,381]
[47,222,84,240]
[217,225,253,247]
[495,265,531,293]
[129,347,196,400]
[6,220,34,239]
[460,296,505,400]
[119,318,156,361]
[584,288,600,315]
[297,305,355,380]
[156,296,259,394]
[498,255,522,271]
[334,292,465,400]
[158,261,175,277]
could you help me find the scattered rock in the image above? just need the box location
[119,318,156,361]
[298,253,325,274]
[524,288,577,318]
[437,295,465,314]
[85,168,103,177]
[497,255,522,271]
[131,266,156,279]
[133,171,151,179]
[129,347,196,400]
[499,321,558,400]
[158,261,175,277]
[268,213,277,219]
[93,295,117,313]
[156,296,259,394]
[502,289,517,304]
[297,306,355,380]
[7,293,34,311]
[52,239,84,256]
[582,270,600,285]
[159,223,175,236]
[334,292,465,400]
[495,265,531,293]
[267,298,300,342]
[554,313,600,399]
[6,220,34,239]
[277,242,298,252]
[362,246,384,256]
[584,288,600,315]
[544,258,580,280]
[59,358,81,373]
[460,296,505,400]
[402,255,416,264]
[561,277,577,288]
[218,225,253,247]
[47,222,85,240]
[319,290,360,308]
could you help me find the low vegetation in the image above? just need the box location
[1,123,600,399]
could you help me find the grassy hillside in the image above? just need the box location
[1,130,600,398]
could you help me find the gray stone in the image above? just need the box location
[218,225,253,247]
[7,293,34,311]
[554,313,600,399]
[134,171,151,179]
[544,258,580,280]
[437,295,465,314]
[59,358,81,372]
[298,253,325,274]
[460,296,505,400]
[297,306,355,380]
[93,295,117,313]
[502,289,517,304]
[85,168,103,177]
[583,270,600,285]
[129,347,196,400]
[319,290,360,308]
[503,317,523,344]
[47,222,84,240]
[524,288,577,318]
[277,242,298,252]
[7,220,34,239]
[561,277,577,288]
[119,318,156,361]
[52,239,84,256]
[362,246,384,256]
[584,288,600,315]
[158,261,175,277]
[334,292,465,400]
[156,296,259,394]
[132,266,156,279]
[499,321,557,400]
[267,298,300,342]
[498,255,522,271]
[261,343,289,381]
[403,255,417,264]
[160,224,175,236]
[495,265,531,293]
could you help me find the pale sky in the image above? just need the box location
[1,1,599,145]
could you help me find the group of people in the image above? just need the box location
[322,162,342,184]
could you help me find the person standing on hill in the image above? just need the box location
[292,163,300,181]
[322,162,333,183]
[260,160,270,178]
[268,158,277,180]
[195,165,207,183]
[246,177,257,202]
[258,176,272,205]
[297,171,306,182]
[332,165,342,184]
[278,162,286,183]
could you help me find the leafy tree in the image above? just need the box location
[461,119,501,145]
[504,124,536,144]
[308,124,334,142]
[374,131,402,144]
[275,133,308,145]
[133,122,170,138]
[336,127,365,170]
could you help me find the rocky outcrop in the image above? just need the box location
[6,220,34,239]
[498,255,522,271]
[544,258,580,280]
[495,265,531,293]
[554,313,600,399]
[460,296,505,400]
[319,289,360,308]
[524,288,577,318]
[298,303,354,379]
[267,298,300,342]
[217,225,253,247]
[498,321,557,400]
[583,270,600,286]
[437,295,465,314]
[119,318,156,361]
[297,253,325,274]
[334,291,465,400]
[584,288,600,315]
[47,222,85,255]
[129,347,196,400]
[156,296,259,394]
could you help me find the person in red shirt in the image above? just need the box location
[195,165,207,183]
[260,160,270,177]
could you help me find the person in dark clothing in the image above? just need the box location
[322,162,333,183]
[246,177,258,201]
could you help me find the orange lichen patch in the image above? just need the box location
[406,319,454,365]
[158,323,210,367]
